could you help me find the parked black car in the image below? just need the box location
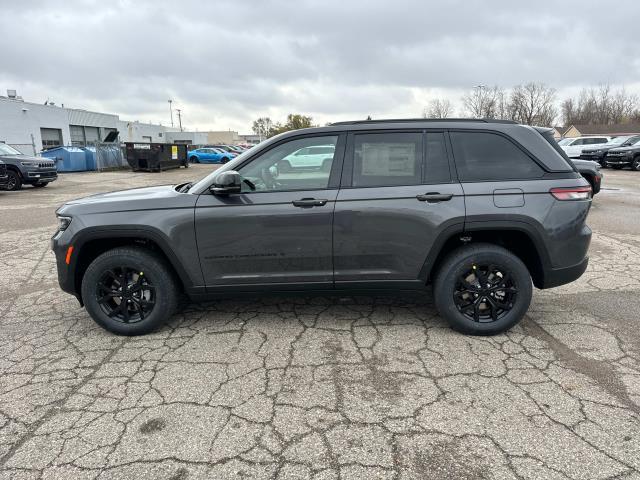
[580,135,640,166]
[52,119,592,337]
[0,144,57,190]
[604,142,640,170]
[572,159,603,195]
[0,160,8,189]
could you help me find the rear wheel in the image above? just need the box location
[4,170,22,191]
[221,157,229,164]
[81,247,179,335]
[433,243,532,335]
[190,156,199,163]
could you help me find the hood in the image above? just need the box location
[0,154,52,164]
[57,184,197,216]
[571,159,599,170]
[609,146,639,153]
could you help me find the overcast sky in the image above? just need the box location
[1,0,639,132]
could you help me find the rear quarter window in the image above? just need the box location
[450,131,544,181]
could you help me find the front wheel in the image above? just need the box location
[632,158,640,171]
[4,171,22,191]
[433,243,532,335]
[81,247,179,335]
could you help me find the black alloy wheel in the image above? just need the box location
[453,264,518,323]
[95,267,156,324]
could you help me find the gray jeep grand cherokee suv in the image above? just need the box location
[52,119,592,336]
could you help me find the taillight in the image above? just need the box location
[550,186,592,201]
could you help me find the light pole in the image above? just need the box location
[168,99,174,127]
[176,109,183,132]
[473,85,486,118]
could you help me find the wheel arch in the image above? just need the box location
[422,222,551,289]
[70,228,193,302]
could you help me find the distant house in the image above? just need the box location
[563,124,640,138]
[552,126,567,139]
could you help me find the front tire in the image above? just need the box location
[632,157,640,171]
[433,243,532,335]
[81,247,179,335]
[4,170,22,191]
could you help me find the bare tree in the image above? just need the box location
[509,82,557,126]
[423,98,453,118]
[561,84,640,125]
[462,85,506,119]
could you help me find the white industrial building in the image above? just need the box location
[0,91,208,154]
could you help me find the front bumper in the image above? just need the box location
[605,155,632,166]
[24,167,58,183]
[51,229,78,299]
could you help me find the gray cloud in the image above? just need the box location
[1,0,639,131]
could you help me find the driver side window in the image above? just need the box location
[238,135,338,192]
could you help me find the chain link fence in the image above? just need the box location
[95,143,127,171]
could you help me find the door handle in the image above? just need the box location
[416,192,454,203]
[292,198,328,207]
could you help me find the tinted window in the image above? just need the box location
[425,132,451,183]
[450,131,544,181]
[352,132,422,187]
[238,135,338,192]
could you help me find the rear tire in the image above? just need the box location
[81,247,179,335]
[433,243,532,335]
[190,156,199,163]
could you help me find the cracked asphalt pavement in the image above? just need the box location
[1,165,639,479]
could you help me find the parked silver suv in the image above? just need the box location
[52,119,592,336]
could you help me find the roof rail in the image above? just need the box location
[330,118,518,126]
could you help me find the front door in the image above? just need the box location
[195,134,345,290]
[333,130,465,287]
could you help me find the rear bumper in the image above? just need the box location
[540,257,589,289]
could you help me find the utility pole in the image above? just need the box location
[168,99,174,127]
[176,109,183,132]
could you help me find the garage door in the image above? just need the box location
[41,128,62,149]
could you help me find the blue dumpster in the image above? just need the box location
[41,147,87,172]
[82,147,97,171]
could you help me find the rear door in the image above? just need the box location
[333,130,465,288]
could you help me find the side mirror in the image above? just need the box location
[210,170,242,195]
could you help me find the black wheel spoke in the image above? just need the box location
[453,263,517,324]
[96,265,155,325]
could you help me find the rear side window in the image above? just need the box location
[352,132,422,187]
[450,131,544,181]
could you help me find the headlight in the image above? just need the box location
[57,216,72,231]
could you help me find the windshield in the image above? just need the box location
[557,138,573,146]
[606,136,632,146]
[0,143,21,155]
